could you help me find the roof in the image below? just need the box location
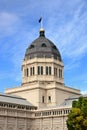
[58,94,87,108]
[25,29,62,61]
[0,93,34,107]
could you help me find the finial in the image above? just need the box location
[39,28,45,37]
[38,17,45,37]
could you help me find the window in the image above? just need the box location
[30,67,35,76]
[24,69,26,76]
[54,67,57,76]
[61,69,62,78]
[46,66,48,75]
[30,67,32,76]
[33,67,34,75]
[59,69,62,78]
[37,66,43,75]
[24,68,28,77]
[41,66,43,75]
[27,68,28,76]
[48,96,51,103]
[29,45,34,49]
[49,67,51,75]
[42,96,45,103]
[46,66,52,75]
[38,66,40,75]
[53,45,57,50]
[42,43,47,47]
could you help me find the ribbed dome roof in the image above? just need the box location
[25,29,62,61]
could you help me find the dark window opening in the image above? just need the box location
[33,67,34,75]
[29,45,34,49]
[59,69,62,78]
[24,68,28,77]
[37,66,43,75]
[53,45,57,50]
[49,67,51,75]
[38,66,40,75]
[41,66,43,75]
[48,96,51,103]
[30,67,32,76]
[42,43,47,47]
[54,67,57,76]
[46,66,48,75]
[27,68,28,77]
[42,96,45,103]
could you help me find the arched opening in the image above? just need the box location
[41,43,47,47]
[29,45,34,49]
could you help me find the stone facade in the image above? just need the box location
[5,57,80,109]
[0,28,81,130]
[0,104,70,130]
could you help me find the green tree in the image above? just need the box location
[67,96,87,130]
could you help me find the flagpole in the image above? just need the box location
[39,17,43,29]
[41,18,43,28]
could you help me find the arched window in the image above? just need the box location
[54,67,57,76]
[53,45,57,50]
[41,43,47,47]
[30,67,32,76]
[33,67,34,75]
[29,45,34,49]
[42,96,45,103]
[46,66,48,75]
[46,66,51,75]
[41,66,43,75]
[59,69,62,78]
[38,66,40,75]
[27,68,29,77]
[30,67,35,76]
[49,67,51,75]
[24,68,29,77]
[48,96,51,103]
[37,66,43,75]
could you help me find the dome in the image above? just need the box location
[25,29,62,61]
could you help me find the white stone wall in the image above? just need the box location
[5,80,80,109]
[22,57,64,84]
[0,107,70,130]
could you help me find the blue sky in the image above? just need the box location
[0,0,87,94]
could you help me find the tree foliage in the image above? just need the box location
[67,96,87,130]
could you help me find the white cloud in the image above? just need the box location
[45,1,87,72]
[81,90,87,95]
[64,60,80,71]
[0,12,20,36]
[0,12,18,26]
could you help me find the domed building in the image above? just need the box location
[25,28,62,61]
[0,28,81,130]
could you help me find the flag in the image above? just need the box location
[38,17,42,23]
